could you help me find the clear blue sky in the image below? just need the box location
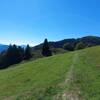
[0,0,100,46]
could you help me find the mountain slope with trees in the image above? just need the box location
[33,36,100,51]
[0,36,100,69]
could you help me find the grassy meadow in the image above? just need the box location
[0,46,99,100]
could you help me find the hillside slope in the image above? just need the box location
[33,36,100,50]
[0,46,100,100]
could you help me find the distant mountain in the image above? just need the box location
[33,36,100,50]
[0,44,27,52]
[0,36,100,52]
[0,44,8,52]
[20,45,27,49]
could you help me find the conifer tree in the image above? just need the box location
[24,45,32,60]
[42,39,52,57]
[18,46,24,60]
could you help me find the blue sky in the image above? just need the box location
[0,0,100,46]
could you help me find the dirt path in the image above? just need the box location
[54,52,80,100]
[62,52,79,100]
[64,52,78,85]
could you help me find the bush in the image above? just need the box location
[75,42,86,50]
[63,43,74,51]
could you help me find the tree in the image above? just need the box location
[63,43,74,51]
[18,46,24,60]
[5,45,23,66]
[42,39,52,57]
[75,42,86,50]
[0,44,24,69]
[0,51,6,69]
[24,45,32,60]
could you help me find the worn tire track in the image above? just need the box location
[54,52,80,100]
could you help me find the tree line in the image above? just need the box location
[0,39,52,69]
[0,44,32,69]
[0,38,86,69]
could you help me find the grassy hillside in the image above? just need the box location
[0,46,100,100]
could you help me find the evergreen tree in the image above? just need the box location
[4,44,14,66]
[0,51,6,68]
[0,44,32,69]
[18,46,24,60]
[0,44,24,68]
[24,45,32,60]
[4,45,22,66]
[12,44,22,63]
[42,39,52,57]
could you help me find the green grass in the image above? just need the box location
[72,46,100,100]
[0,46,100,100]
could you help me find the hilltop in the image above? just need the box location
[33,36,100,50]
[0,46,99,100]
